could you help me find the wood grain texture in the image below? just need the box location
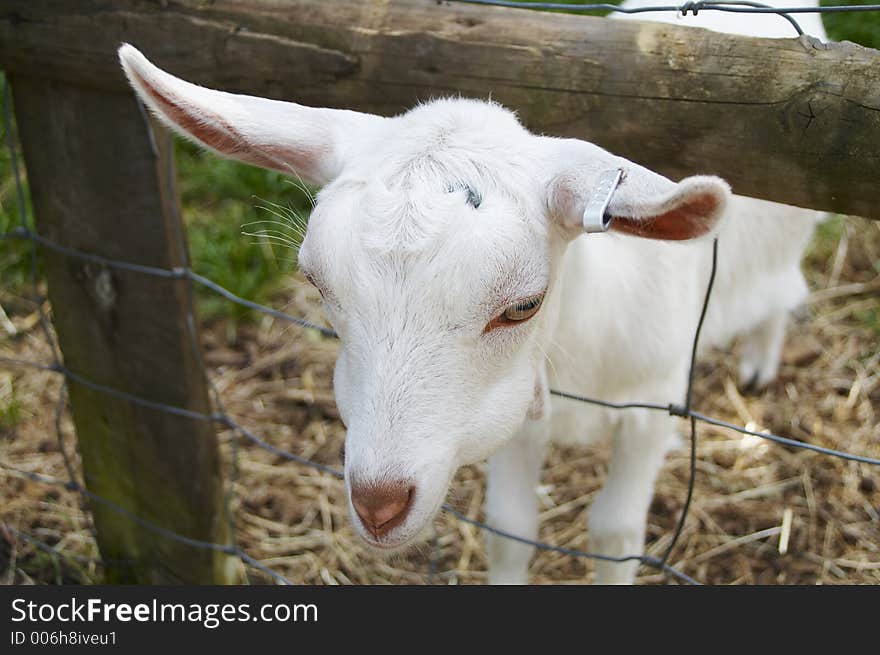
[11,76,235,584]
[1,0,878,217]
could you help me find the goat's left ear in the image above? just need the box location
[543,138,730,241]
[118,44,384,186]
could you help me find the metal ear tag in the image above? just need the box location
[582,168,623,233]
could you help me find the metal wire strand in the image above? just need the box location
[445,1,880,37]
[0,463,293,586]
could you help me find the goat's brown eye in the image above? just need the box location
[303,272,325,298]
[504,296,543,321]
[485,293,545,332]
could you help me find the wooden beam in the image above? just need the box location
[11,76,236,584]
[1,0,879,219]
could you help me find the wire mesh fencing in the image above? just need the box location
[447,0,880,37]
[1,3,879,586]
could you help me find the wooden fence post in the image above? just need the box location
[10,76,237,584]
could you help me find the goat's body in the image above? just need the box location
[547,197,820,449]
[488,197,820,584]
[606,0,827,359]
[486,1,826,584]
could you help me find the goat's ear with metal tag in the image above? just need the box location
[605,174,730,241]
[543,138,730,242]
[582,169,623,233]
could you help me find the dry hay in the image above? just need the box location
[1,216,878,585]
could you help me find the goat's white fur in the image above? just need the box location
[118,1,823,583]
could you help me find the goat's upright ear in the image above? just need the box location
[542,138,730,241]
[118,44,384,186]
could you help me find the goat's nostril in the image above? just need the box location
[351,482,415,539]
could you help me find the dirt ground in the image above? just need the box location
[1,216,878,585]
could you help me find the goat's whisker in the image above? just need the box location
[251,203,307,237]
[281,168,318,209]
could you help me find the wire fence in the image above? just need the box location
[447,1,880,37]
[1,2,879,586]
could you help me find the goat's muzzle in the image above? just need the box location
[351,481,415,541]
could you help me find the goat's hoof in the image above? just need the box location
[737,362,776,394]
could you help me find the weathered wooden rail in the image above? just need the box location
[1,0,879,584]
[3,0,880,218]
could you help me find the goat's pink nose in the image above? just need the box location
[351,482,415,539]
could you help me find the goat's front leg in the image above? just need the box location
[485,420,548,585]
[738,309,788,392]
[588,411,677,584]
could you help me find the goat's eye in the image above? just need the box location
[484,293,545,332]
[504,296,543,321]
[303,272,325,298]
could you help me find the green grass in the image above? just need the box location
[0,381,23,433]
[174,139,313,331]
[0,75,35,296]
[804,214,845,273]
[822,0,880,48]
[854,307,880,335]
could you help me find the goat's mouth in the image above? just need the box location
[353,523,418,552]
[351,512,427,551]
[359,535,409,551]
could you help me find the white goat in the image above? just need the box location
[119,1,822,584]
